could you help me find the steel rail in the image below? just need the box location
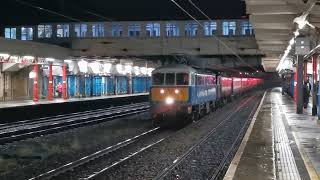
[28,127,160,180]
[154,95,256,180]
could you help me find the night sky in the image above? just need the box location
[1,0,246,27]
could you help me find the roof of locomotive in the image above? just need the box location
[152,64,197,74]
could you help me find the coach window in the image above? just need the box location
[111,24,123,37]
[152,73,164,85]
[146,23,160,37]
[204,21,217,36]
[240,21,254,36]
[21,27,33,40]
[222,21,236,36]
[176,73,189,85]
[5,28,16,39]
[57,24,69,38]
[38,25,52,38]
[92,24,105,37]
[165,73,175,85]
[128,24,141,37]
[75,24,87,37]
[166,23,179,37]
[185,22,198,37]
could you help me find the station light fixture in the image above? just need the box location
[29,70,37,79]
[175,89,180,94]
[147,68,154,77]
[160,89,165,94]
[23,56,35,60]
[78,60,88,73]
[89,61,102,74]
[133,66,140,75]
[103,63,112,74]
[116,64,125,74]
[64,60,73,63]
[125,64,133,74]
[0,53,10,59]
[45,58,55,62]
[140,67,148,75]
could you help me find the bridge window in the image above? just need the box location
[38,25,52,38]
[222,21,236,36]
[57,24,69,38]
[146,23,160,37]
[204,21,217,36]
[92,24,105,37]
[111,24,123,37]
[152,73,164,85]
[176,73,189,85]
[240,21,254,36]
[166,23,179,37]
[165,73,175,85]
[5,28,16,39]
[185,22,198,36]
[128,24,141,37]
[75,24,88,37]
[21,27,33,40]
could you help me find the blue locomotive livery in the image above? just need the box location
[151,64,218,126]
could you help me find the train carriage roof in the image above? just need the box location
[152,64,197,74]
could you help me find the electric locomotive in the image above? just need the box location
[150,64,217,126]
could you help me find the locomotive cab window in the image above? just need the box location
[176,73,189,85]
[165,73,175,85]
[152,73,164,85]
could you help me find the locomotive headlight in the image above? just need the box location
[160,89,165,94]
[165,97,174,105]
[174,89,180,94]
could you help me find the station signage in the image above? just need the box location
[0,56,46,64]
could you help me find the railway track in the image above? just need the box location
[154,94,261,180]
[28,127,162,180]
[0,102,150,145]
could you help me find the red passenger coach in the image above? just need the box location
[220,77,233,99]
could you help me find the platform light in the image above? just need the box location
[175,89,180,94]
[165,97,174,105]
[294,30,300,37]
[160,89,165,94]
[23,56,35,60]
[140,67,148,75]
[89,61,102,74]
[147,68,154,77]
[64,60,73,63]
[29,71,37,79]
[78,60,88,73]
[45,58,55,62]
[133,66,140,75]
[116,64,125,74]
[125,64,133,74]
[103,63,112,74]
[0,53,10,59]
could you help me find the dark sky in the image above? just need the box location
[1,0,246,27]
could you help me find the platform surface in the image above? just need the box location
[224,88,320,180]
[0,93,149,109]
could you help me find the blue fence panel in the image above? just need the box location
[146,77,152,92]
[106,76,114,95]
[85,76,92,97]
[67,75,76,98]
[116,76,128,94]
[93,76,102,96]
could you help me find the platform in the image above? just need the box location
[224,88,320,180]
[0,93,149,123]
[0,93,149,109]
